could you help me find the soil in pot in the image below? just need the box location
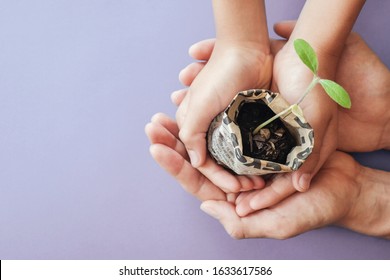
[236,100,297,164]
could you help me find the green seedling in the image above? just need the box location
[253,38,351,135]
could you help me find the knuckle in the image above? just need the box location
[178,129,192,144]
[227,228,245,240]
[275,230,294,240]
[268,219,297,240]
[278,229,298,240]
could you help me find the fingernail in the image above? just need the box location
[171,90,179,105]
[200,203,218,219]
[188,44,196,55]
[298,173,311,192]
[188,150,199,167]
[235,204,247,217]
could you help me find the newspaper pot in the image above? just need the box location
[207,89,314,175]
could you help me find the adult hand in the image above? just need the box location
[335,33,390,151]
[145,115,390,239]
[203,151,390,239]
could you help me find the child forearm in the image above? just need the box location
[212,0,269,50]
[290,0,366,75]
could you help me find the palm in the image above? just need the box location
[336,34,390,151]
[206,151,359,239]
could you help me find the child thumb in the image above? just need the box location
[291,154,320,192]
[178,125,208,168]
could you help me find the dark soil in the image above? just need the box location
[236,100,297,164]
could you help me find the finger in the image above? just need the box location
[273,20,296,39]
[235,189,254,205]
[247,175,266,190]
[196,157,248,193]
[234,190,260,216]
[291,151,318,192]
[188,38,216,61]
[176,80,226,167]
[201,200,287,239]
[179,62,206,86]
[200,200,247,239]
[151,113,180,138]
[236,175,265,192]
[175,91,190,127]
[178,106,265,192]
[150,144,226,201]
[145,121,188,161]
[290,102,337,192]
[291,132,333,192]
[176,100,209,168]
[235,173,296,217]
[149,113,264,193]
[204,194,319,239]
[198,160,265,193]
[171,89,188,107]
[226,193,239,203]
[270,39,287,56]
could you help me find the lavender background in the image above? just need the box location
[0,0,389,259]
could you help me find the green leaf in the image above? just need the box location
[319,79,352,109]
[294,39,318,74]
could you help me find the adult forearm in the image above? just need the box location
[341,166,390,239]
[212,0,269,49]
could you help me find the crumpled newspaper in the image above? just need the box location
[207,89,314,175]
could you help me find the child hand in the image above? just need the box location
[174,39,273,192]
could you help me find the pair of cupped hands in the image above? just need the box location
[146,21,390,238]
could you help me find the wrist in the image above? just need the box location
[381,114,390,150]
[283,39,339,80]
[338,165,390,239]
[212,0,269,51]
[290,0,365,62]
[214,38,271,57]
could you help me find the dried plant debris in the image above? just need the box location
[237,100,296,164]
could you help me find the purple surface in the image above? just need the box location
[0,0,389,259]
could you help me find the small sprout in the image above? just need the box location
[319,79,351,109]
[254,38,351,134]
[291,104,305,121]
[294,38,318,74]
